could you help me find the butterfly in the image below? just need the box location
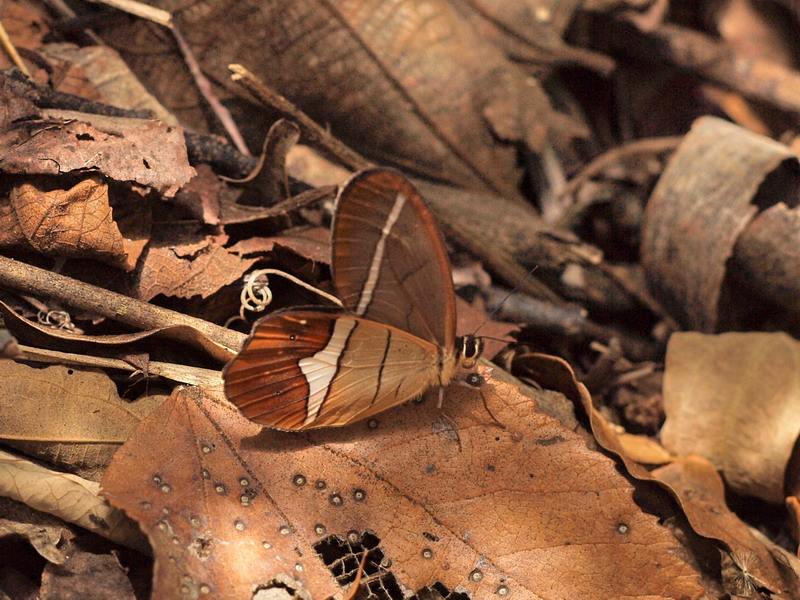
[223,168,482,430]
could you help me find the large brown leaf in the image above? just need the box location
[102,372,705,599]
[113,0,551,198]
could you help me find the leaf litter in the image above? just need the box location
[2,0,800,598]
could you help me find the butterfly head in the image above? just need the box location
[456,335,483,368]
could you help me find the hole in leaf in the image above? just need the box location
[313,532,471,600]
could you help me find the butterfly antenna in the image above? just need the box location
[471,265,540,338]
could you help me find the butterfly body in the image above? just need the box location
[223,168,479,430]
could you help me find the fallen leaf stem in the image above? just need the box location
[0,256,245,353]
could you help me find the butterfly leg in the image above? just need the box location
[435,409,462,451]
[459,372,507,431]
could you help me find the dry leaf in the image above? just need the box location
[173,164,224,225]
[114,0,552,198]
[514,352,796,597]
[133,229,258,301]
[0,497,72,565]
[661,331,800,503]
[228,227,332,265]
[102,374,705,600]
[616,432,672,464]
[38,43,181,125]
[652,456,797,598]
[40,550,136,600]
[0,73,194,197]
[0,449,147,553]
[0,178,128,268]
[0,361,165,479]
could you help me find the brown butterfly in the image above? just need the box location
[223,168,481,430]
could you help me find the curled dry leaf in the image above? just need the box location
[0,361,165,479]
[0,72,194,197]
[0,497,73,565]
[652,457,798,599]
[642,116,800,331]
[0,449,147,553]
[126,0,551,198]
[102,373,705,600]
[661,331,800,503]
[513,352,795,597]
[0,178,128,268]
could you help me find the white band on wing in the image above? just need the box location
[299,318,357,425]
[356,193,407,316]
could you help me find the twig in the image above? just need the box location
[0,20,30,76]
[484,288,660,360]
[443,219,565,304]
[2,67,151,117]
[17,345,223,386]
[229,64,373,172]
[606,18,800,116]
[556,136,682,229]
[0,256,245,355]
[171,26,250,155]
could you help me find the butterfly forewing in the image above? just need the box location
[223,310,457,430]
[332,169,457,349]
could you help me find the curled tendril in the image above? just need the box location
[238,268,343,320]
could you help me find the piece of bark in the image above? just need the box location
[731,203,800,319]
[642,116,800,331]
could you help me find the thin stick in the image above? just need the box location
[171,26,250,155]
[17,344,222,386]
[0,256,245,355]
[0,19,30,76]
[229,64,373,172]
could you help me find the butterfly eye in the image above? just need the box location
[459,336,483,360]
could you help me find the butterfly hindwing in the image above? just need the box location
[223,310,457,430]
